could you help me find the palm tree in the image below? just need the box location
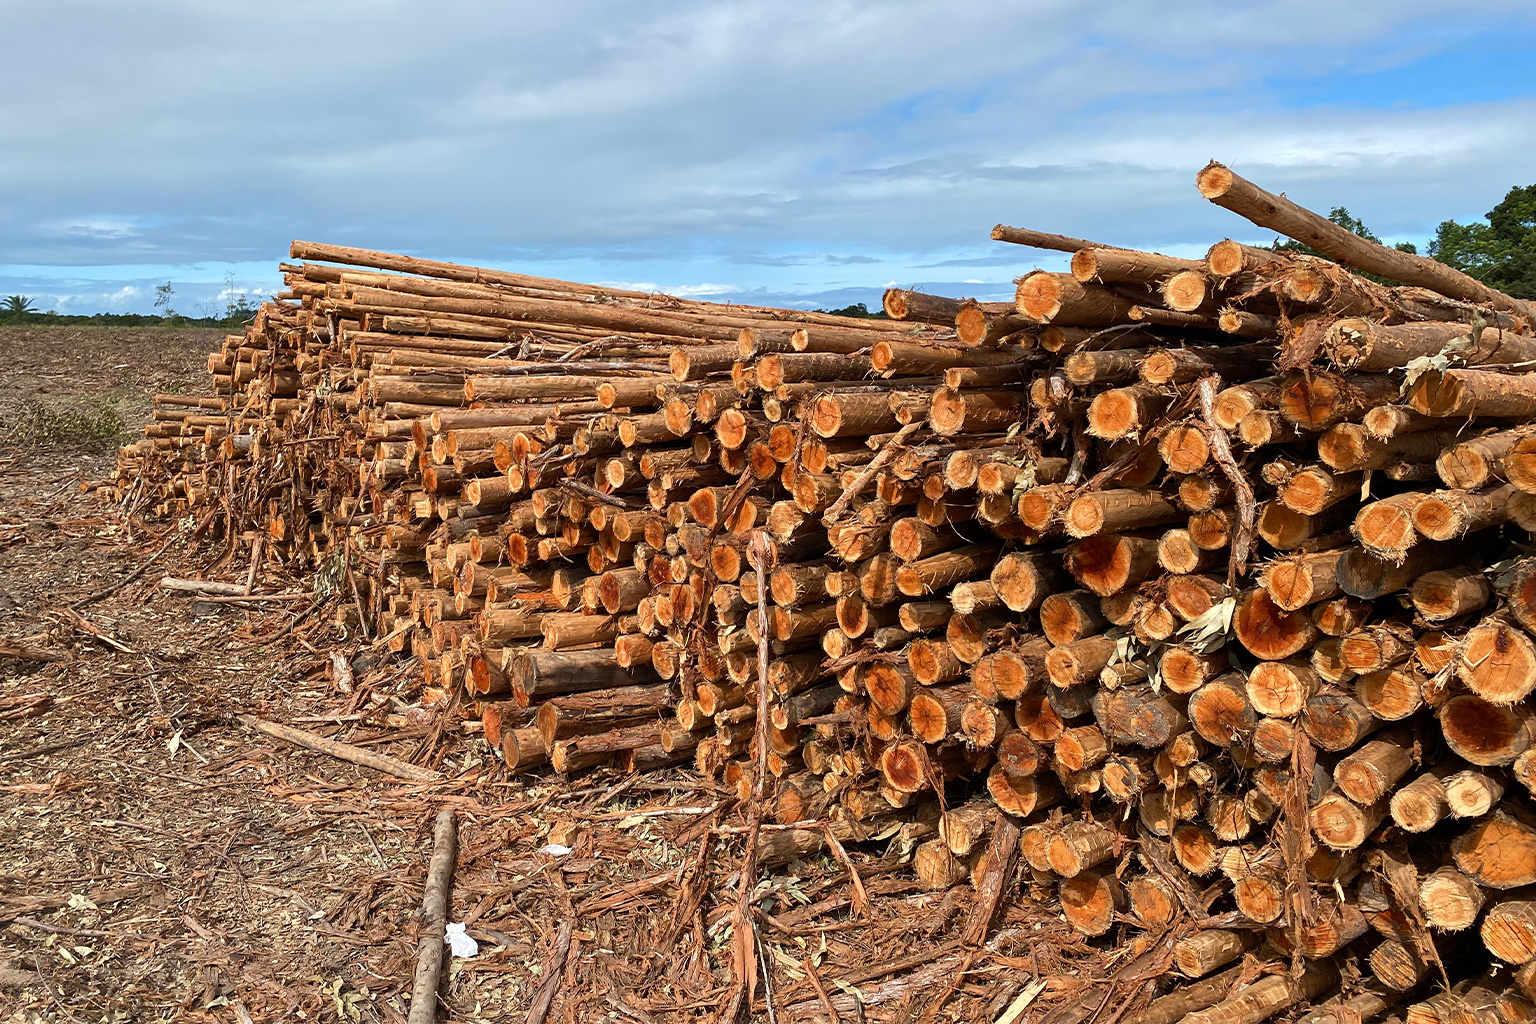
[3,295,37,315]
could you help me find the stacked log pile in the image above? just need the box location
[115,162,1536,1022]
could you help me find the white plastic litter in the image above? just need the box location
[444,921,478,958]
[538,843,573,857]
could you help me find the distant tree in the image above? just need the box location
[222,271,257,323]
[2,295,37,315]
[1428,184,1536,299]
[815,302,887,319]
[153,281,176,318]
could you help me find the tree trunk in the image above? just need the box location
[1369,938,1429,991]
[1087,384,1172,439]
[1064,487,1182,538]
[1411,368,1536,418]
[1420,865,1488,931]
[1014,271,1141,325]
[991,549,1073,610]
[1411,567,1492,622]
[1439,695,1536,767]
[1336,539,1476,600]
[1325,318,1536,372]
[1246,658,1321,717]
[1437,429,1532,489]
[1453,808,1536,888]
[1333,732,1414,805]
[1413,485,1514,541]
[1456,618,1536,705]
[1066,533,1162,596]
[1187,673,1257,746]
[1309,789,1388,850]
[1058,868,1126,937]
[1481,899,1536,964]
[1045,635,1118,688]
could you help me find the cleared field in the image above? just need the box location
[0,325,219,453]
[4,327,1002,1024]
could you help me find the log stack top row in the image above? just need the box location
[115,161,1536,1023]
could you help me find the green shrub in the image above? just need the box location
[7,397,126,449]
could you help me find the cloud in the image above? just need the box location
[0,1,1533,312]
[56,218,142,239]
[917,255,1027,269]
[669,283,740,298]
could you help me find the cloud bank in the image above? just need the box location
[2,0,1534,312]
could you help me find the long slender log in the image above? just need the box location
[1412,567,1492,622]
[1138,964,1249,1024]
[990,225,1104,251]
[882,289,968,324]
[1410,369,1536,418]
[407,808,458,1024]
[1195,162,1536,318]
[1482,900,1536,963]
[1325,318,1536,372]
[238,715,441,782]
[1234,588,1319,661]
[1336,539,1475,600]
[1064,487,1182,538]
[1071,246,1203,285]
[1278,371,1401,430]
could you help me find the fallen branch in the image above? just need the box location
[1197,376,1256,588]
[0,643,70,663]
[188,592,311,605]
[0,739,76,764]
[242,536,265,595]
[407,807,459,1024]
[821,422,921,526]
[160,576,249,596]
[819,826,871,918]
[236,714,442,783]
[802,956,842,1024]
[9,917,151,941]
[961,810,1022,945]
[558,478,638,509]
[525,918,575,1024]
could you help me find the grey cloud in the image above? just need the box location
[1,0,1533,315]
[916,255,1031,269]
[727,253,817,267]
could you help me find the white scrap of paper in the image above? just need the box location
[444,922,478,958]
[538,843,573,857]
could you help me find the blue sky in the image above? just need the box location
[2,0,1534,315]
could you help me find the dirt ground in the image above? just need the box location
[0,326,1125,1024]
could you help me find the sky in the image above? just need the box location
[2,0,1534,316]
